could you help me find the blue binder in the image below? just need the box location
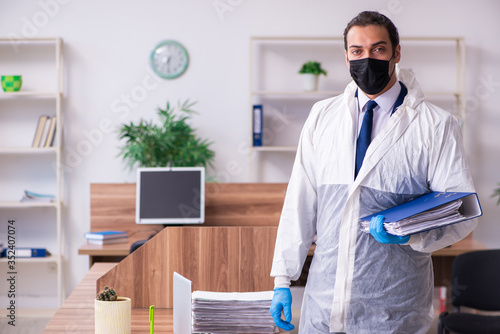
[360,192,482,235]
[1,248,50,257]
[252,105,263,146]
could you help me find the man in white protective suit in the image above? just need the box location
[269,11,477,334]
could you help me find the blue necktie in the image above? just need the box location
[355,100,378,178]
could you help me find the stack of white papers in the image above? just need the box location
[360,200,465,236]
[191,290,278,333]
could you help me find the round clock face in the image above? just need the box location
[150,40,189,79]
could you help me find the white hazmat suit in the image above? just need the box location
[270,68,477,334]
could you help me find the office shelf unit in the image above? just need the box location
[0,38,65,307]
[249,36,465,182]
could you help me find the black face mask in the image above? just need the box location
[349,57,393,95]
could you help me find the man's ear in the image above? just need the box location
[394,44,401,63]
[345,50,350,69]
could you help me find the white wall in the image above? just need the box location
[1,0,499,304]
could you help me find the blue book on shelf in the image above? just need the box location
[360,192,482,236]
[84,230,128,240]
[253,104,263,146]
[1,248,50,258]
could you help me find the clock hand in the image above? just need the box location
[166,55,173,72]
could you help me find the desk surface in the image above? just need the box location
[79,233,486,258]
[78,231,154,257]
[43,262,175,333]
[432,237,487,256]
[57,236,487,333]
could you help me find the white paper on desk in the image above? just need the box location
[192,290,277,333]
[193,306,271,313]
[192,290,273,301]
[193,326,277,333]
[193,299,271,306]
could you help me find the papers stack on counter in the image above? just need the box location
[191,290,278,334]
[360,192,482,237]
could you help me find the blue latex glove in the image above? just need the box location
[270,287,295,331]
[369,215,410,244]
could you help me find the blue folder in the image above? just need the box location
[360,192,482,235]
[1,248,50,257]
[252,105,263,146]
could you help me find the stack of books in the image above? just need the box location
[32,115,57,148]
[191,290,278,333]
[84,230,128,245]
[21,190,55,203]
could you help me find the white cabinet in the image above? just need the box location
[249,36,465,182]
[0,38,65,309]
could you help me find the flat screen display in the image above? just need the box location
[136,167,205,224]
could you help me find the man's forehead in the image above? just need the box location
[346,25,391,47]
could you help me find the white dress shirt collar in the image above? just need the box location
[356,81,402,139]
[358,81,401,115]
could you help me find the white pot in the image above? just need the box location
[301,73,319,91]
[95,297,131,334]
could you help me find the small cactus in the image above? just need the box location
[96,286,118,301]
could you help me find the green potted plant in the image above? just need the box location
[299,61,328,91]
[118,99,215,170]
[94,287,131,334]
[492,183,500,205]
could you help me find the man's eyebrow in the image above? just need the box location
[348,41,388,48]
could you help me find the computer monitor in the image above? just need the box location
[136,167,205,225]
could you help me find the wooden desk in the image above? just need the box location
[54,238,487,332]
[78,231,155,266]
[79,183,287,267]
[81,233,485,263]
[79,233,486,289]
[432,237,486,256]
[43,263,174,333]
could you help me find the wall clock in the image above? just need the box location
[150,40,189,79]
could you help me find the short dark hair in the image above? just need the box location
[343,11,399,54]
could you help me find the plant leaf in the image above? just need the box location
[116,98,215,171]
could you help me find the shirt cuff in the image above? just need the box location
[274,276,291,288]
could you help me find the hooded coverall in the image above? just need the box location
[270,68,477,334]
